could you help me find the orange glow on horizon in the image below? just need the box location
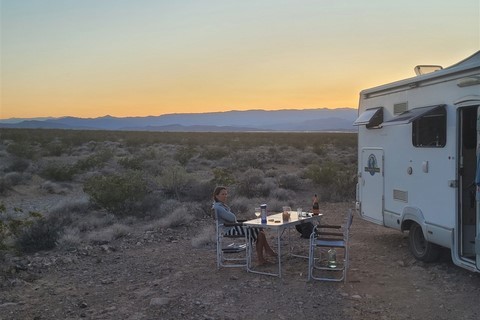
[1,1,478,120]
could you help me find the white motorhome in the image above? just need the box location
[355,51,480,272]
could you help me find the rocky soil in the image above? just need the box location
[1,201,480,320]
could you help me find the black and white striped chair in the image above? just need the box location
[214,208,248,270]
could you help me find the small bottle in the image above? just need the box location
[312,194,320,216]
[260,204,267,224]
[327,248,337,268]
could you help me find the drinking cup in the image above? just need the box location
[297,207,302,217]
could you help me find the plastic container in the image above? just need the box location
[260,204,267,224]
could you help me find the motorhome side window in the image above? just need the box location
[412,106,446,148]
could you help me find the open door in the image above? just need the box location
[458,107,478,264]
[476,106,480,271]
[360,148,384,224]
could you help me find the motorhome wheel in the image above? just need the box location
[408,223,441,262]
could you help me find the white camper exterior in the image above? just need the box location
[355,51,480,272]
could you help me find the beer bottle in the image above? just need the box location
[312,194,320,215]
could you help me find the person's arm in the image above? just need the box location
[215,203,237,223]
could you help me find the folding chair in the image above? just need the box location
[308,209,353,283]
[214,209,248,269]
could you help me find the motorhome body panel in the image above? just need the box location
[356,52,480,270]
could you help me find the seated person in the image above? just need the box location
[213,186,276,265]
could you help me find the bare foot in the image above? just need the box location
[257,259,273,266]
[266,250,278,257]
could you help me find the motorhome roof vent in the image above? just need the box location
[414,65,443,76]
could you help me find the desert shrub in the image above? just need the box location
[6,141,36,159]
[152,199,181,218]
[0,178,8,195]
[312,145,327,156]
[236,169,273,198]
[186,179,215,202]
[50,198,91,218]
[56,227,82,251]
[154,207,194,228]
[191,225,215,248]
[76,213,116,232]
[141,147,158,160]
[44,140,69,156]
[306,162,356,201]
[0,205,47,251]
[158,165,191,199]
[3,172,26,187]
[277,173,302,191]
[299,151,319,166]
[6,157,30,173]
[233,149,268,169]
[270,187,295,201]
[200,146,229,160]
[174,146,196,166]
[0,172,28,195]
[83,171,148,216]
[306,163,336,186]
[118,156,144,170]
[136,192,164,216]
[40,162,77,181]
[86,223,130,244]
[15,218,60,253]
[211,168,235,187]
[229,196,251,216]
[74,149,114,171]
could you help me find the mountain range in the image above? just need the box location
[0,108,358,132]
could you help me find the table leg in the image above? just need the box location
[277,228,282,278]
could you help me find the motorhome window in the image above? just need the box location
[412,106,446,148]
[394,102,408,115]
[353,107,383,128]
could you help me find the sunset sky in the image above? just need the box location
[1,0,479,119]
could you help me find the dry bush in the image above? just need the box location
[277,173,302,191]
[87,223,131,244]
[191,225,215,248]
[15,218,60,253]
[153,207,194,229]
[56,227,82,250]
[270,187,296,201]
[84,171,148,216]
[76,213,116,232]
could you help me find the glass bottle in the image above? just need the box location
[312,194,320,215]
[327,248,337,268]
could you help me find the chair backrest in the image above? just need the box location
[346,209,354,230]
[343,209,354,239]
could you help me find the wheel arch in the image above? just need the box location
[400,206,426,232]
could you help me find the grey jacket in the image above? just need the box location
[213,201,237,225]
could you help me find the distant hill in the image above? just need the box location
[0,108,358,132]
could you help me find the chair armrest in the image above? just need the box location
[317,224,341,229]
[316,231,344,237]
[224,222,244,227]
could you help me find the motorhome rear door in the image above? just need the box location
[360,148,384,224]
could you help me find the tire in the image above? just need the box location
[408,222,441,262]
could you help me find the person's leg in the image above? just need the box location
[256,232,267,264]
[257,231,277,261]
[263,236,277,257]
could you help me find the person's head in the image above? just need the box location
[213,186,228,203]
